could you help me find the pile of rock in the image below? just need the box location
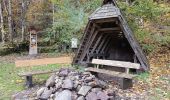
[36,68,116,100]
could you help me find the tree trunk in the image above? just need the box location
[52,2,56,39]
[8,0,13,43]
[52,3,55,25]
[21,0,26,42]
[0,1,5,44]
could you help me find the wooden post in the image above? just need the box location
[126,68,130,74]
[119,78,133,90]
[26,75,33,88]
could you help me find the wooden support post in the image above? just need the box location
[125,68,130,74]
[94,18,117,23]
[26,75,33,88]
[134,54,137,63]
[119,78,133,90]
[98,27,121,32]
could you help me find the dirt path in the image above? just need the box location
[15,56,72,67]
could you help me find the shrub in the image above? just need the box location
[46,0,102,47]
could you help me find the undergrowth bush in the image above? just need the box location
[118,0,170,54]
[45,0,102,47]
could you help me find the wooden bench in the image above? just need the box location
[18,70,58,88]
[85,59,140,89]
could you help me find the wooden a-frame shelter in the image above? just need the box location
[73,0,149,71]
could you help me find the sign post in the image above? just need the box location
[71,38,78,52]
[29,30,37,56]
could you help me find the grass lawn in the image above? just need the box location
[0,61,69,99]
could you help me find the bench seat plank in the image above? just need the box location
[18,70,58,77]
[85,67,136,79]
[92,59,140,69]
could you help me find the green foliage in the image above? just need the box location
[119,0,164,21]
[134,29,156,54]
[118,0,170,54]
[83,0,102,13]
[0,42,29,56]
[132,0,161,20]
[137,72,150,82]
[134,29,151,43]
[141,44,156,55]
[73,64,85,72]
[153,33,170,47]
[46,0,102,47]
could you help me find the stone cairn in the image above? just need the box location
[36,68,116,100]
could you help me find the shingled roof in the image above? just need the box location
[73,0,150,71]
[89,4,120,20]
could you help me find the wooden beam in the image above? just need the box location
[89,53,107,57]
[80,28,99,62]
[102,38,112,54]
[95,24,101,29]
[85,67,136,79]
[73,22,92,64]
[87,34,103,62]
[94,18,117,23]
[79,23,97,62]
[90,33,104,53]
[101,31,121,34]
[99,27,121,32]
[18,70,59,76]
[96,35,110,53]
[92,59,140,69]
[86,33,102,62]
[100,37,111,52]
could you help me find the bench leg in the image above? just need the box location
[26,76,33,88]
[119,78,133,90]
